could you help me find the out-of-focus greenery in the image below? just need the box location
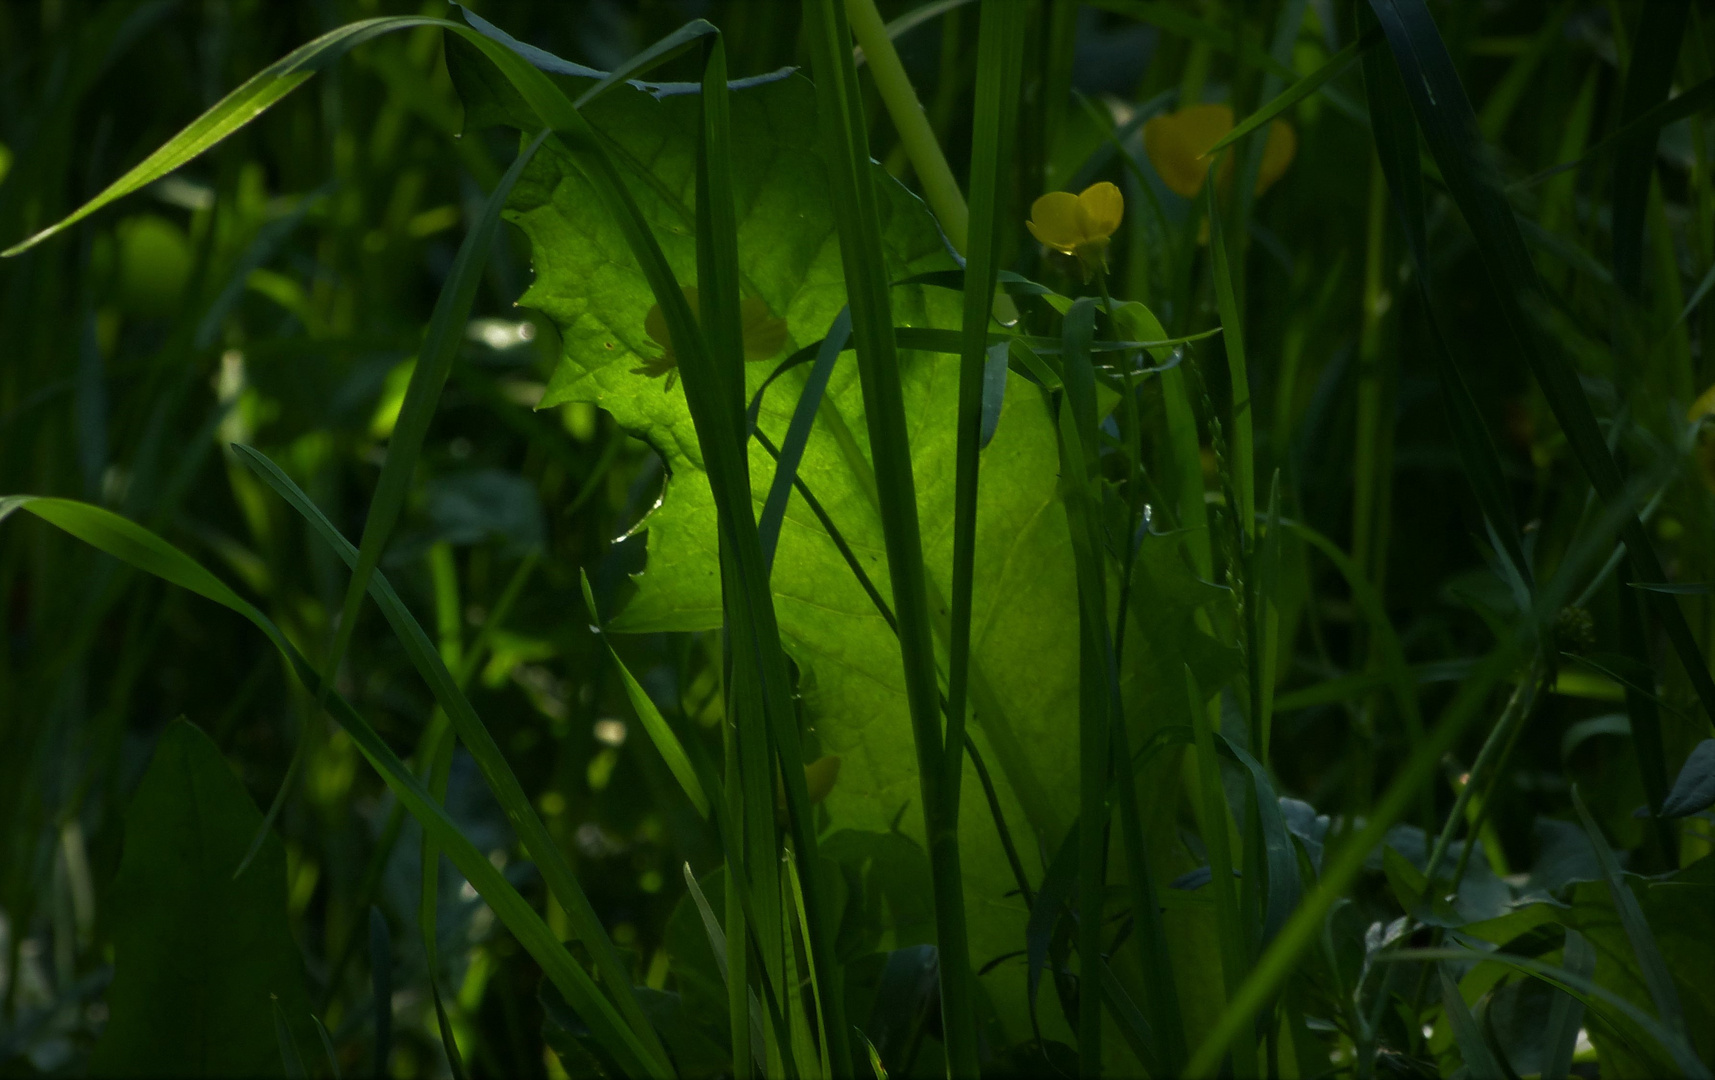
[1,0,1712,1077]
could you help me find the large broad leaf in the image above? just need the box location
[491,70,1220,1040]
[1450,855,1714,1078]
[90,719,313,1076]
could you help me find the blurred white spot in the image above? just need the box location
[459,881,478,901]
[594,719,628,747]
[575,823,623,858]
[216,350,246,402]
[151,175,215,211]
[468,318,536,351]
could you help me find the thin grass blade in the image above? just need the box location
[0,17,444,257]
[369,908,392,1079]
[1439,965,1504,1080]
[1610,0,1690,295]
[313,1015,341,1080]
[273,996,308,1080]
[1206,28,1379,157]
[1569,785,1685,1036]
[581,570,710,817]
[1358,3,1532,591]
[799,0,979,1071]
[759,309,851,571]
[1206,184,1254,532]
[945,0,1024,809]
[1541,928,1593,1080]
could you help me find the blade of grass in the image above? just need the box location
[1206,184,1254,534]
[1186,667,1256,1078]
[1515,77,1715,190]
[369,908,392,1079]
[1365,0,1715,726]
[581,571,709,817]
[273,995,308,1080]
[1569,785,1686,1037]
[313,1015,341,1080]
[1206,28,1380,157]
[420,707,470,1080]
[1611,0,1690,296]
[1439,965,1504,1080]
[1055,297,1113,1072]
[799,1,979,1072]
[1541,929,1594,1080]
[758,309,851,572]
[1215,734,1300,950]
[945,0,1023,820]
[690,32,836,1073]
[0,17,448,257]
[845,0,967,251]
[1358,1,1533,593]
[0,496,669,1077]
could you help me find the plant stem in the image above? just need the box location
[844,0,967,252]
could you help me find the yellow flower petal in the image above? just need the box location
[1075,182,1124,240]
[1693,383,1715,492]
[643,289,684,363]
[1144,104,1234,198]
[1027,191,1085,253]
[740,295,788,362]
[1690,382,1715,423]
[645,285,787,371]
[1255,119,1297,196]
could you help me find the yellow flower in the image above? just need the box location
[636,285,788,386]
[1691,382,1715,492]
[1144,103,1296,199]
[1027,181,1124,280]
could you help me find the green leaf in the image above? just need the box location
[1661,740,1715,818]
[1569,786,1686,1040]
[1441,964,1506,1080]
[1560,857,1715,1078]
[495,65,1220,1049]
[89,719,313,1077]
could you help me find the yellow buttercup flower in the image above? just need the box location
[1027,181,1124,280]
[1144,103,1296,199]
[635,285,788,388]
[1691,383,1715,492]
